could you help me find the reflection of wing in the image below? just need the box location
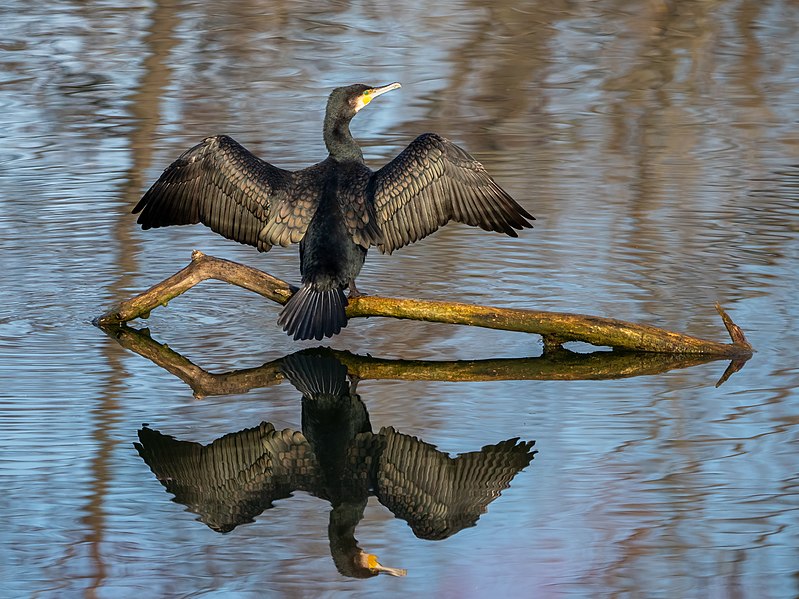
[371,133,534,254]
[375,427,536,540]
[135,423,319,532]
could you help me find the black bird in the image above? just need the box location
[133,83,534,340]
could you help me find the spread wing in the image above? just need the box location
[133,135,314,252]
[375,427,537,540]
[371,133,534,254]
[134,423,319,532]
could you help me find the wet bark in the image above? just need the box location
[96,251,753,357]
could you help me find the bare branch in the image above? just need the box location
[96,252,753,357]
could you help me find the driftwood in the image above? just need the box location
[97,251,753,358]
[99,325,745,396]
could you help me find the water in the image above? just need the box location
[1,0,798,596]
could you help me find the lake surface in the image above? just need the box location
[2,0,799,597]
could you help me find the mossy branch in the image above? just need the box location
[96,251,753,357]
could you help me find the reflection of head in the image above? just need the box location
[329,501,406,579]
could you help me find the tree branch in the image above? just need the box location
[96,251,753,357]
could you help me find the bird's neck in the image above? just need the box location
[324,114,364,163]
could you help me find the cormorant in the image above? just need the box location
[133,83,534,340]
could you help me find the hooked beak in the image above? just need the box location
[370,82,402,98]
[354,82,401,112]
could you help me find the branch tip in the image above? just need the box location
[715,302,753,352]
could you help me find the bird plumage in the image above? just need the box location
[133,83,534,340]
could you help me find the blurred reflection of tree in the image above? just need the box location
[598,1,798,326]
[94,0,182,593]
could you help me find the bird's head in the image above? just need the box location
[327,82,401,120]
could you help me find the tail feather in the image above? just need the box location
[277,284,348,341]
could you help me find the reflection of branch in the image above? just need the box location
[333,350,731,383]
[98,323,745,397]
[96,252,753,356]
[100,324,284,398]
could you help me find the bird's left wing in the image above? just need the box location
[370,133,534,254]
[133,135,294,252]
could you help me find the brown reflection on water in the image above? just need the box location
[99,323,739,397]
[82,2,183,595]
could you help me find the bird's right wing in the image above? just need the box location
[370,133,534,254]
[133,135,295,252]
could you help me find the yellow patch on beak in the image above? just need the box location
[354,93,371,113]
[364,552,407,576]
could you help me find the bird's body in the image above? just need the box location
[133,83,533,340]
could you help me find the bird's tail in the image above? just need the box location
[277,284,348,341]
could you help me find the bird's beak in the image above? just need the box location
[355,82,401,112]
[370,82,401,98]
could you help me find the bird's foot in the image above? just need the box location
[347,281,366,299]
[348,374,362,395]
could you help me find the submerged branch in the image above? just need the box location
[96,251,753,357]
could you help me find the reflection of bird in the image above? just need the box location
[135,350,536,578]
[281,350,372,485]
[132,83,534,341]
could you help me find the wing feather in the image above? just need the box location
[134,423,319,532]
[372,133,534,254]
[133,135,297,252]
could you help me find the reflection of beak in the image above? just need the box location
[355,82,401,112]
[359,551,407,577]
